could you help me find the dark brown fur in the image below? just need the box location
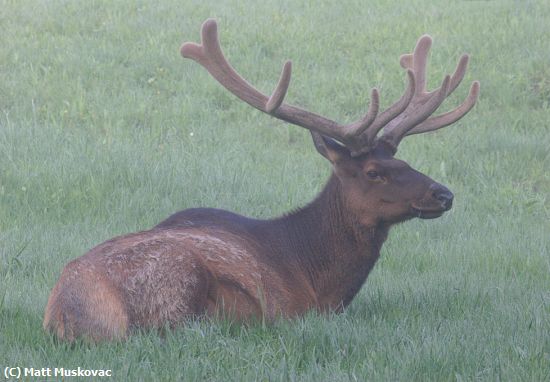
[44,141,454,341]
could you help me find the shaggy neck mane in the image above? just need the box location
[259,173,390,310]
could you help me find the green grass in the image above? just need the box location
[1,0,549,380]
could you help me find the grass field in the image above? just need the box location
[1,0,549,380]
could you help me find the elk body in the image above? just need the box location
[44,20,479,341]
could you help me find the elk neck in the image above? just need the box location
[260,172,390,310]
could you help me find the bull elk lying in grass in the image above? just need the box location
[44,19,479,341]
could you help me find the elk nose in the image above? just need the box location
[430,183,454,209]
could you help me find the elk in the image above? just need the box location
[44,19,479,341]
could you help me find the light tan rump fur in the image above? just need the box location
[43,260,129,341]
[43,228,301,341]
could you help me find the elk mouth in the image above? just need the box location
[410,206,446,219]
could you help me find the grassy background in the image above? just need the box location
[1,0,549,380]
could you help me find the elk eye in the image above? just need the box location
[366,170,379,179]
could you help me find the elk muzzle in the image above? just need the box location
[430,183,454,209]
[411,183,454,219]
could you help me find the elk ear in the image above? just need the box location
[310,132,350,163]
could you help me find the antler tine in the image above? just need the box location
[181,19,271,111]
[447,54,469,95]
[411,35,432,95]
[405,80,480,136]
[266,61,292,112]
[354,70,416,154]
[344,88,380,138]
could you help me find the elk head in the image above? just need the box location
[181,20,479,227]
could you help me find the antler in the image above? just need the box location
[379,35,480,149]
[181,19,416,155]
[181,20,479,156]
